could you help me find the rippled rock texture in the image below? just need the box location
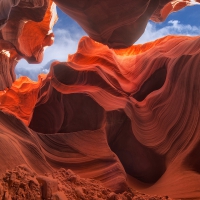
[0,0,56,90]
[0,0,200,199]
[0,0,199,89]
[1,35,200,198]
[53,0,199,48]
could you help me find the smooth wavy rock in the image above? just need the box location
[0,39,20,90]
[0,75,45,124]
[1,0,56,63]
[0,110,127,192]
[53,0,199,48]
[0,0,198,91]
[0,0,57,90]
[1,35,199,197]
[0,0,20,29]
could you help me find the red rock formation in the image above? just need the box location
[0,0,57,90]
[0,0,198,90]
[1,0,200,199]
[0,110,127,192]
[1,0,56,61]
[53,0,199,48]
[0,39,20,89]
[0,75,45,125]
[0,165,171,200]
[1,35,200,197]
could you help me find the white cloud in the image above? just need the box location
[46,27,85,61]
[136,20,200,44]
[15,27,85,80]
[15,19,200,80]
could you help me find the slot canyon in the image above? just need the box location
[0,0,200,199]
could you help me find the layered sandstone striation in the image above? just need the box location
[0,0,57,90]
[1,35,200,198]
[0,0,199,90]
[54,0,199,48]
[0,0,200,199]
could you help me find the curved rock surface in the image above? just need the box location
[53,0,199,48]
[0,0,57,90]
[0,40,19,89]
[0,0,198,90]
[30,36,200,198]
[0,110,127,192]
[0,0,200,199]
[1,35,200,198]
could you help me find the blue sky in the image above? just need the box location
[16,4,200,80]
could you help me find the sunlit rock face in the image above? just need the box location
[29,36,200,197]
[0,0,198,90]
[0,0,56,90]
[1,35,200,197]
[0,0,200,198]
[0,40,19,89]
